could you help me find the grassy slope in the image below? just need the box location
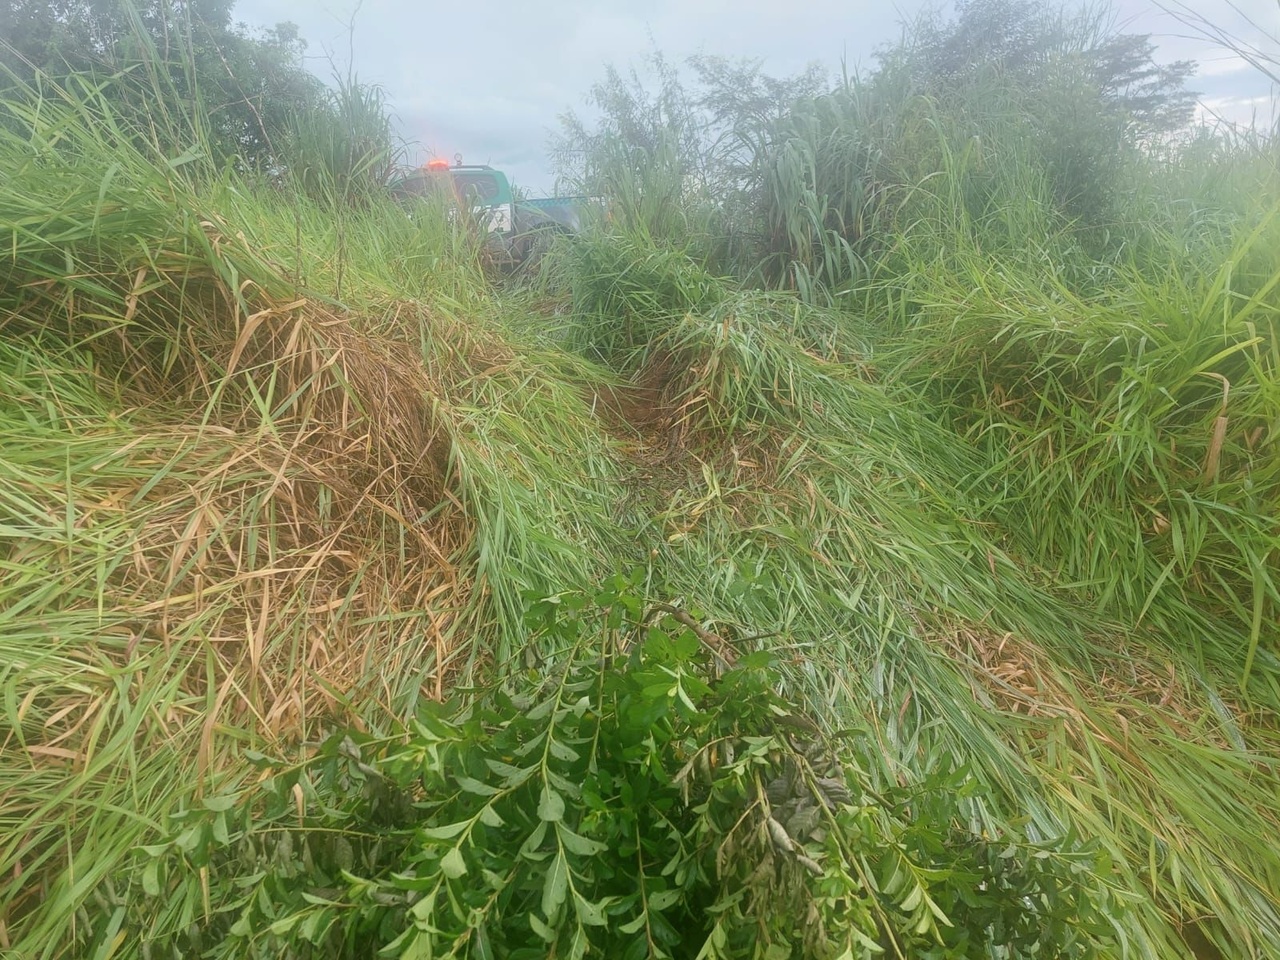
[1,80,1278,958]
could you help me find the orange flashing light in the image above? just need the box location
[425,158,450,171]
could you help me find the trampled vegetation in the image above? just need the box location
[1,1,1278,957]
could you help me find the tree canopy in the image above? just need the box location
[0,0,325,165]
[880,0,1198,137]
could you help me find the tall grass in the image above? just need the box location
[537,38,1280,954]
[3,7,1280,959]
[874,157,1280,678]
[544,263,1280,957]
[0,64,626,956]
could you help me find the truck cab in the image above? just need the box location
[389,158,591,256]
[390,158,516,235]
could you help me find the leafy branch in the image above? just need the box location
[138,579,1117,959]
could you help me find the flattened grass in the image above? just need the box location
[539,270,1280,955]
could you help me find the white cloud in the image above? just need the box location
[1195,93,1278,128]
[1196,53,1256,76]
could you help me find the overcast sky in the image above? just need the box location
[235,0,1279,193]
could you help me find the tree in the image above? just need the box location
[0,0,325,166]
[880,0,1197,139]
[872,0,1199,231]
[1085,30,1198,137]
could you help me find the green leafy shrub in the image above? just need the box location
[138,578,1117,959]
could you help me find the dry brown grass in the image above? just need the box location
[2,296,493,778]
[938,621,1259,752]
[0,292,492,939]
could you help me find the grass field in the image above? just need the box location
[1,16,1279,959]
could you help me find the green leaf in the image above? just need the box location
[472,923,495,960]
[538,785,565,822]
[675,683,699,713]
[557,823,606,856]
[479,804,505,827]
[420,820,472,841]
[542,851,569,919]
[378,926,417,958]
[913,909,933,936]
[549,738,581,762]
[529,912,556,942]
[546,768,582,797]
[269,913,302,936]
[211,813,231,847]
[141,859,161,897]
[520,821,550,859]
[526,698,555,721]
[573,891,608,926]
[848,927,886,954]
[299,911,328,944]
[695,920,729,960]
[174,826,202,853]
[401,931,434,960]
[456,775,500,796]
[390,871,439,892]
[486,759,536,786]
[738,651,775,670]
[513,730,549,758]
[618,914,647,935]
[441,846,468,879]
[648,888,680,911]
[409,886,438,923]
[167,143,205,169]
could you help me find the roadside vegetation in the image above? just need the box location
[1,1,1278,957]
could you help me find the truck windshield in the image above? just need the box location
[390,169,500,207]
[452,173,499,203]
[390,170,447,201]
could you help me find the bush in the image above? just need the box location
[139,579,1117,959]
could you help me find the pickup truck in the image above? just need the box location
[389,157,590,258]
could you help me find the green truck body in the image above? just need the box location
[389,160,590,255]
